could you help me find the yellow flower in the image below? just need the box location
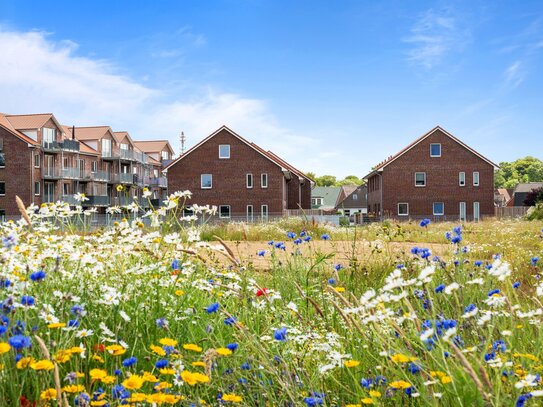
[0,343,10,354]
[192,361,206,367]
[159,338,178,347]
[16,357,35,369]
[40,388,57,401]
[48,322,67,329]
[102,375,116,384]
[90,368,108,381]
[390,354,417,363]
[62,384,85,393]
[441,375,453,384]
[344,360,360,368]
[361,399,374,405]
[513,353,540,362]
[142,371,159,382]
[30,359,55,370]
[183,343,202,352]
[122,375,145,390]
[54,350,72,363]
[334,287,346,292]
[68,346,85,354]
[128,393,147,403]
[155,381,172,390]
[105,344,126,356]
[181,370,210,385]
[150,345,166,356]
[91,401,108,407]
[368,390,381,398]
[222,393,243,403]
[216,347,233,356]
[159,368,176,375]
[346,404,362,407]
[116,185,124,192]
[92,355,105,363]
[390,380,412,389]
[175,289,184,296]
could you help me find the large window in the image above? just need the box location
[161,151,169,161]
[415,172,426,187]
[101,139,112,157]
[473,171,480,186]
[201,174,212,189]
[42,128,55,144]
[246,173,253,188]
[430,143,441,157]
[433,202,444,216]
[219,145,230,159]
[459,172,465,186]
[398,203,409,216]
[92,161,98,172]
[0,153,5,168]
[473,201,480,221]
[219,205,231,218]
[261,173,268,188]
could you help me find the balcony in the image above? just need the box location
[110,173,134,184]
[145,176,168,188]
[89,170,110,182]
[42,167,87,180]
[86,196,110,206]
[42,139,80,153]
[102,149,148,164]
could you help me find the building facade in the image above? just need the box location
[364,126,497,221]
[164,126,312,220]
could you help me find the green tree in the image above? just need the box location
[495,157,543,187]
[316,175,337,187]
[337,175,364,186]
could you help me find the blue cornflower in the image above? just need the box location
[114,369,122,375]
[493,340,506,353]
[206,302,220,313]
[516,393,533,407]
[274,241,284,248]
[434,284,445,293]
[122,356,137,367]
[420,249,431,259]
[320,234,330,240]
[420,218,430,227]
[21,295,35,306]
[67,319,79,328]
[70,305,86,317]
[303,396,324,406]
[155,318,169,329]
[411,247,420,255]
[300,231,307,237]
[163,345,175,355]
[328,278,336,285]
[8,334,31,350]
[484,351,496,361]
[287,232,296,239]
[397,263,405,269]
[29,270,46,282]
[293,238,302,245]
[532,257,539,266]
[224,316,237,326]
[374,375,387,386]
[155,359,168,368]
[257,250,266,256]
[451,235,462,244]
[171,259,181,270]
[464,303,476,313]
[267,240,274,245]
[360,377,373,388]
[74,393,91,406]
[226,343,238,351]
[274,327,287,341]
[445,232,452,241]
[334,264,343,271]
[0,279,10,288]
[405,386,417,396]
[241,362,251,370]
[513,281,521,289]
[408,362,421,374]
[488,289,501,297]
[112,384,129,399]
[474,260,483,267]
[0,326,7,336]
[303,236,312,242]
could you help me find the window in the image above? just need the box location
[312,197,324,206]
[219,145,230,159]
[415,172,426,187]
[473,202,480,221]
[92,161,98,172]
[219,205,231,218]
[459,172,465,186]
[101,139,112,157]
[161,151,169,161]
[398,203,409,216]
[352,194,358,200]
[201,174,212,189]
[473,171,480,186]
[246,173,253,188]
[34,181,40,196]
[433,202,444,216]
[261,204,268,220]
[0,153,5,168]
[430,143,441,157]
[42,128,55,144]
[459,202,466,221]
[247,205,253,221]
[63,183,70,196]
[63,157,70,169]
[261,173,268,188]
[120,143,128,150]
[0,182,5,196]
[0,210,5,222]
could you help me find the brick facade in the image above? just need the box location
[365,127,496,221]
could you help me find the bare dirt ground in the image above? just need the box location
[206,240,450,270]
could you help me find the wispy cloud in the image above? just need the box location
[504,60,524,88]
[0,29,331,173]
[404,8,469,69]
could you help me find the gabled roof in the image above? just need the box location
[0,113,39,145]
[163,126,309,179]
[134,140,173,153]
[4,113,63,131]
[336,184,368,208]
[311,186,343,209]
[513,182,543,194]
[113,131,135,146]
[73,126,114,141]
[365,126,499,178]
[248,143,313,183]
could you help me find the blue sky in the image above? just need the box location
[0,1,542,177]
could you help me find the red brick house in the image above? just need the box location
[364,126,498,221]
[164,126,313,220]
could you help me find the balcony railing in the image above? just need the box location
[42,139,80,152]
[102,149,149,164]
[42,167,87,180]
[89,171,110,182]
[110,173,134,184]
[86,196,110,206]
[145,176,168,188]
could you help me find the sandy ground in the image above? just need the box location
[206,240,450,270]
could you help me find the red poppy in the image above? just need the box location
[256,288,268,297]
[20,396,36,407]
[93,343,105,352]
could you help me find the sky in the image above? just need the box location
[0,0,542,178]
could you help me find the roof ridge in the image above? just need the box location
[6,113,53,117]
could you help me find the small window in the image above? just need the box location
[433,202,444,216]
[312,197,323,206]
[352,194,358,200]
[92,161,98,172]
[0,182,5,196]
[0,153,5,168]
[473,171,480,186]
[0,209,5,222]
[261,204,268,220]
[246,173,253,188]
[247,205,253,221]
[219,205,231,218]
[34,154,41,168]
[63,183,70,196]
[415,172,426,187]
[219,145,230,159]
[430,143,441,157]
[459,172,465,186]
[201,174,212,189]
[34,181,40,196]
[261,173,268,188]
[398,203,409,216]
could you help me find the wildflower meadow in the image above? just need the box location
[1,193,543,406]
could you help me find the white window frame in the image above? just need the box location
[101,138,112,156]
[415,172,426,187]
[459,202,466,221]
[473,171,480,186]
[92,161,98,173]
[352,194,358,200]
[219,205,231,219]
[201,174,212,189]
[430,143,441,157]
[219,145,230,159]
[246,205,253,221]
[433,202,444,216]
[246,173,253,189]
[261,173,268,188]
[459,172,465,186]
[261,204,268,220]
[473,201,480,221]
[161,150,169,161]
[397,202,409,216]
[42,128,55,144]
[34,181,40,196]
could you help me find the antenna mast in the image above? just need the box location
[179,131,186,155]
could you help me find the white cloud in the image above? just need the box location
[0,28,332,174]
[504,60,524,88]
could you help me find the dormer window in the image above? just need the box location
[430,143,441,157]
[219,145,230,159]
[161,151,169,161]
[120,143,128,151]
[42,128,55,144]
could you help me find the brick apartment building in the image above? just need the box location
[364,126,498,221]
[164,126,313,220]
[0,112,173,217]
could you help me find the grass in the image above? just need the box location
[1,199,543,406]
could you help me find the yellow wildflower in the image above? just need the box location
[122,375,145,390]
[16,357,35,369]
[30,359,55,370]
[150,345,166,356]
[183,343,203,352]
[362,399,374,405]
[390,380,412,389]
[181,370,210,386]
[142,371,159,382]
[175,290,184,296]
[62,384,85,393]
[48,322,67,329]
[0,343,10,354]
[159,368,176,375]
[216,347,233,356]
[105,344,126,356]
[192,361,206,367]
[222,393,243,403]
[369,390,381,397]
[334,287,346,292]
[344,360,360,368]
[390,354,417,363]
[89,368,108,381]
[40,388,57,401]
[159,338,178,347]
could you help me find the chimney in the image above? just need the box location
[72,125,75,140]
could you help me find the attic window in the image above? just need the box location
[219,145,230,159]
[430,143,441,157]
[352,194,358,200]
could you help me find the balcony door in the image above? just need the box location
[44,182,55,203]
[44,155,55,177]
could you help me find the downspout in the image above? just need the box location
[378,172,383,221]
